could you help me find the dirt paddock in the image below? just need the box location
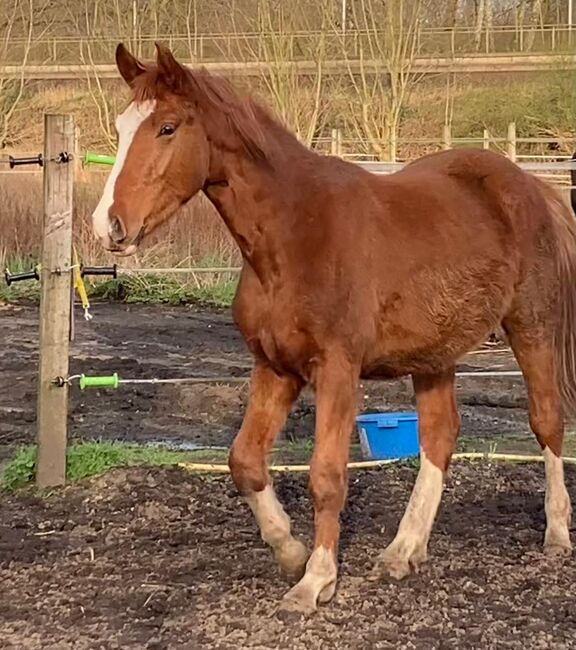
[1,463,575,649]
[2,302,576,648]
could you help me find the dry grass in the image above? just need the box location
[0,171,239,273]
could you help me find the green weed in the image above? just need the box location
[89,273,237,306]
[0,441,229,493]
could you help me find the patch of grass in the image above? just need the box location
[2,446,37,493]
[0,441,228,493]
[457,432,576,457]
[450,71,576,144]
[89,273,237,306]
[1,264,238,307]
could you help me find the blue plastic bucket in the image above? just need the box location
[356,411,420,460]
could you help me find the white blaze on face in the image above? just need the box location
[91,100,156,240]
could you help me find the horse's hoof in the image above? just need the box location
[276,538,309,583]
[370,557,411,581]
[544,542,572,558]
[318,580,336,604]
[370,546,426,581]
[278,585,317,617]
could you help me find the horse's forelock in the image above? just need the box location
[131,67,164,103]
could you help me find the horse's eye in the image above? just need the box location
[159,124,176,136]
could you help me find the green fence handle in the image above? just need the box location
[83,152,116,166]
[79,373,120,389]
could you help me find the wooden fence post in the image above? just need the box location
[482,128,490,150]
[442,124,452,150]
[330,128,343,157]
[507,121,517,162]
[389,128,397,162]
[36,114,75,488]
[331,128,339,155]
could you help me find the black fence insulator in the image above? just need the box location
[4,267,40,286]
[81,265,118,279]
[8,154,43,168]
[53,152,72,164]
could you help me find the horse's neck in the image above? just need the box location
[204,152,301,282]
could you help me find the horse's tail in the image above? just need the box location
[542,180,576,415]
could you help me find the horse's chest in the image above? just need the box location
[258,317,316,376]
[237,300,315,377]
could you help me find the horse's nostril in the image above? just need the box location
[109,215,127,244]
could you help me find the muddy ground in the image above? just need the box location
[1,463,576,649]
[1,301,536,455]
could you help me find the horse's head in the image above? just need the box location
[92,44,214,255]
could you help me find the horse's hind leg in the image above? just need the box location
[229,363,309,581]
[372,368,460,580]
[503,325,572,555]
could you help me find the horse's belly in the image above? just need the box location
[363,264,514,376]
[361,338,473,378]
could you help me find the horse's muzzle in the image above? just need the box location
[99,225,145,257]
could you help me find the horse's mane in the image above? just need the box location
[131,65,284,164]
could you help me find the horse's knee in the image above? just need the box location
[229,440,267,494]
[309,459,348,513]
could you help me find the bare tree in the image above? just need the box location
[443,0,461,28]
[525,0,545,51]
[76,0,123,150]
[474,0,494,51]
[227,0,332,147]
[0,0,40,148]
[335,0,424,161]
[176,0,200,61]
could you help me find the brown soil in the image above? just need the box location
[2,301,576,648]
[1,463,575,649]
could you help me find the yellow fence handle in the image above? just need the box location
[73,248,92,320]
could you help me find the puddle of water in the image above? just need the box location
[141,439,229,452]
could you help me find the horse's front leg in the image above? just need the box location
[372,368,460,580]
[280,356,359,614]
[229,363,308,581]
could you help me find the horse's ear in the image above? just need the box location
[155,42,189,93]
[116,43,146,86]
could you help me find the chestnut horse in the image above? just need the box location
[92,43,575,614]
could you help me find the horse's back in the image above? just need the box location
[369,148,555,272]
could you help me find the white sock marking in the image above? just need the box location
[246,485,292,548]
[283,545,338,609]
[543,446,572,548]
[389,450,444,556]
